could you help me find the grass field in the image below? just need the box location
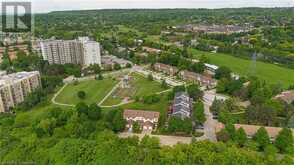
[132,73,166,97]
[55,79,118,105]
[101,73,167,106]
[190,49,294,88]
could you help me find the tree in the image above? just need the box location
[225,123,236,140]
[112,110,126,132]
[114,63,121,70]
[191,62,205,73]
[95,74,103,80]
[38,118,57,136]
[126,63,132,68]
[199,55,210,63]
[168,117,192,135]
[161,80,168,89]
[235,128,247,147]
[76,102,89,116]
[89,64,101,74]
[216,129,230,142]
[87,103,102,120]
[253,127,270,151]
[142,94,160,104]
[215,66,231,80]
[132,121,142,133]
[77,91,86,99]
[187,84,203,101]
[210,99,224,116]
[148,74,153,81]
[275,128,294,153]
[193,101,206,124]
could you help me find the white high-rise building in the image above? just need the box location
[83,41,101,66]
[40,37,101,67]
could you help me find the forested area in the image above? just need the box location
[1,103,293,164]
[33,8,294,68]
[1,8,294,164]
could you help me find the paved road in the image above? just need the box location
[202,101,217,141]
[202,90,228,142]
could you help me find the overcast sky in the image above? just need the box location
[2,0,294,13]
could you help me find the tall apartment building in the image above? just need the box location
[40,37,101,67]
[0,71,41,113]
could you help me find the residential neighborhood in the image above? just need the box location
[0,1,294,164]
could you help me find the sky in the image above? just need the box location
[1,0,294,13]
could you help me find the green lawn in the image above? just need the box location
[190,49,294,88]
[101,73,167,106]
[55,79,118,105]
[132,73,166,97]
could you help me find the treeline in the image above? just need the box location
[195,26,294,68]
[217,124,294,155]
[1,103,293,164]
[35,8,294,38]
[214,67,294,127]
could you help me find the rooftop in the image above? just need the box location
[216,123,294,139]
[124,109,160,120]
[275,90,294,104]
[0,71,40,87]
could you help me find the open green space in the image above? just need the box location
[101,73,167,106]
[55,79,118,105]
[190,49,294,88]
[132,73,166,97]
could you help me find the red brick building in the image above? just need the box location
[153,63,179,76]
[123,109,160,131]
[179,70,217,89]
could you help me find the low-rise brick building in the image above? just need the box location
[123,109,160,131]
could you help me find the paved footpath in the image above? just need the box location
[51,83,75,107]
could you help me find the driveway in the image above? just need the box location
[201,90,227,142]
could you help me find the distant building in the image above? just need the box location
[123,109,160,131]
[0,71,41,113]
[153,63,179,76]
[142,47,161,54]
[83,41,101,66]
[186,25,251,34]
[204,63,219,74]
[179,70,217,89]
[0,44,30,62]
[101,55,132,70]
[274,90,294,104]
[40,37,101,67]
[216,123,294,141]
[171,92,193,120]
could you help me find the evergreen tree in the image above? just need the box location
[253,127,270,151]
[275,128,294,153]
[235,128,247,147]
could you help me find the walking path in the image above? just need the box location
[51,83,75,107]
[52,69,132,107]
